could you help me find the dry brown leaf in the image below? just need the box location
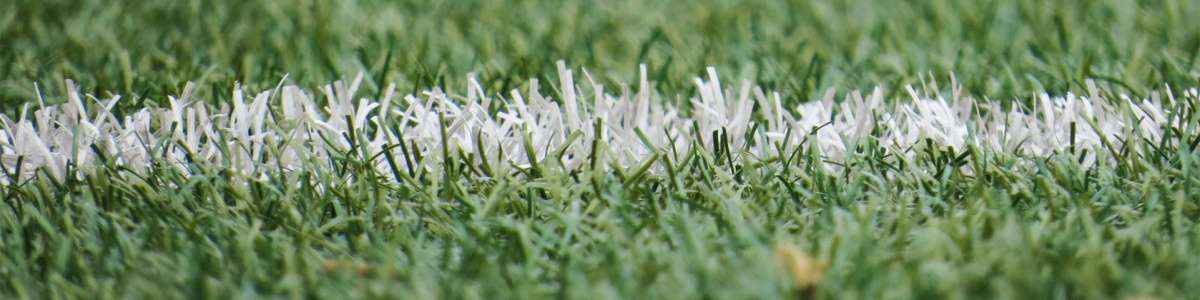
[320,258,398,278]
[774,243,827,289]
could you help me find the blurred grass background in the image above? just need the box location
[3,0,1199,110]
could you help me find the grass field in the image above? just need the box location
[2,0,1200,299]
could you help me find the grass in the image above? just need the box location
[4,0,1200,110]
[2,0,1200,299]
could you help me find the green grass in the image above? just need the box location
[4,0,1200,110]
[2,0,1200,299]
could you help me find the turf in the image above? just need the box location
[5,0,1200,111]
[2,0,1200,299]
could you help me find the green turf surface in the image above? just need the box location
[2,0,1200,299]
[4,0,1200,110]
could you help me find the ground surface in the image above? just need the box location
[2,0,1200,299]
